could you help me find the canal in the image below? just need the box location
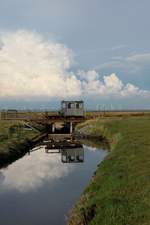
[0,144,107,225]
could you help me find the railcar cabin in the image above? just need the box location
[60,100,85,118]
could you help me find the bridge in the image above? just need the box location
[28,101,85,140]
[1,101,86,142]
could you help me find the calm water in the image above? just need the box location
[0,145,107,225]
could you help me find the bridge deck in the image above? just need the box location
[48,134,72,140]
[27,115,85,124]
[46,115,85,123]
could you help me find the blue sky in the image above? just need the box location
[0,0,150,109]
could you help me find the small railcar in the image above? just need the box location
[60,100,85,117]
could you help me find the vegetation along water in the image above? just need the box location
[68,115,150,225]
[0,120,46,168]
[0,113,150,225]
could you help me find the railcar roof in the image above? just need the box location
[61,100,84,103]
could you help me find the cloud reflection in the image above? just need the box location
[0,147,74,193]
[83,145,98,151]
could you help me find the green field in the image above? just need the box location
[68,116,150,225]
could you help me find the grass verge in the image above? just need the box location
[68,116,150,225]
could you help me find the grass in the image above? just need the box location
[68,115,150,225]
[0,120,39,151]
[86,111,150,119]
[0,120,40,167]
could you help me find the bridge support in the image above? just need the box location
[52,123,55,133]
[70,122,73,134]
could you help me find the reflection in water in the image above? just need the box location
[79,137,110,151]
[0,147,74,192]
[61,148,84,163]
[0,144,107,225]
[0,145,96,193]
[83,145,98,151]
[45,139,84,163]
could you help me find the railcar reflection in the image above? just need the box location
[61,147,84,163]
[45,139,84,163]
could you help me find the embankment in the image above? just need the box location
[0,120,47,168]
[68,116,150,225]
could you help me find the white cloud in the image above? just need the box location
[111,44,127,51]
[126,53,150,64]
[98,52,150,74]
[104,73,123,91]
[78,71,150,98]
[0,30,149,101]
[0,30,82,98]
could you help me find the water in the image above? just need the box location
[0,144,107,225]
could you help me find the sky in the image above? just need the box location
[0,0,150,110]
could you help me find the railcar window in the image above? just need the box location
[68,103,71,109]
[71,103,75,108]
[79,103,83,108]
[62,103,66,108]
[76,103,79,109]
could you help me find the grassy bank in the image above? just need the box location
[68,116,150,225]
[0,120,42,168]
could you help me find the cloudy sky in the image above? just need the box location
[0,0,150,109]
